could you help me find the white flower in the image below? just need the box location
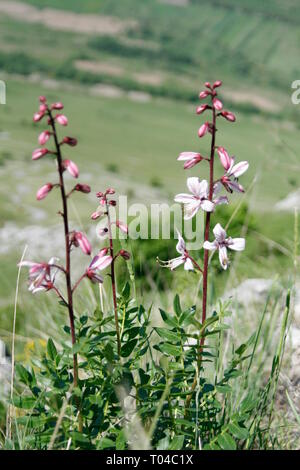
[19,257,59,293]
[174,177,214,219]
[159,231,194,271]
[203,223,245,270]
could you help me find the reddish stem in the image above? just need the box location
[105,200,121,356]
[48,110,81,428]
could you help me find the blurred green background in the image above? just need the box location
[0,0,299,342]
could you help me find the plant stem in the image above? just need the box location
[106,201,121,356]
[48,110,82,431]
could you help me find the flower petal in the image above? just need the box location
[219,246,228,270]
[177,152,201,161]
[213,223,227,243]
[170,257,184,270]
[184,201,201,220]
[230,161,249,178]
[187,177,202,196]
[203,241,217,250]
[176,230,186,255]
[174,193,195,204]
[200,199,214,212]
[184,258,194,271]
[228,237,245,251]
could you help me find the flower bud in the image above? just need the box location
[221,110,236,122]
[96,191,104,198]
[55,114,68,126]
[36,183,53,200]
[109,200,117,206]
[213,80,222,88]
[98,247,109,257]
[212,98,223,111]
[74,232,91,255]
[33,112,45,123]
[39,96,47,103]
[38,130,51,146]
[106,188,115,195]
[75,183,91,194]
[116,220,128,234]
[32,148,49,160]
[39,104,47,113]
[51,102,64,110]
[196,104,208,115]
[198,122,209,138]
[62,159,79,178]
[62,136,77,147]
[204,82,212,89]
[199,90,210,99]
[119,249,130,260]
[217,147,231,171]
[91,210,103,220]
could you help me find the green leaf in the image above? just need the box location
[217,432,237,450]
[155,343,182,357]
[122,282,130,300]
[228,422,248,440]
[47,338,57,361]
[169,435,184,450]
[159,309,178,328]
[15,364,32,386]
[173,294,181,317]
[121,339,138,357]
[155,327,180,343]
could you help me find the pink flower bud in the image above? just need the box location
[51,102,64,110]
[98,247,109,257]
[199,90,210,99]
[38,131,51,146]
[74,232,91,255]
[212,98,223,111]
[75,183,91,194]
[62,159,79,178]
[39,104,47,113]
[96,191,104,198]
[36,183,53,200]
[55,114,68,126]
[119,249,130,260]
[39,96,47,103]
[33,112,45,122]
[217,147,231,171]
[221,110,236,122]
[32,148,49,160]
[213,80,222,88]
[62,136,77,147]
[116,220,128,234]
[196,104,208,115]
[177,152,203,169]
[106,188,115,195]
[204,82,212,89]
[198,122,209,138]
[109,200,117,206]
[91,210,103,220]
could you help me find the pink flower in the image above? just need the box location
[196,104,209,115]
[38,131,51,146]
[75,183,91,193]
[86,252,112,283]
[213,80,222,88]
[219,158,249,193]
[217,147,232,171]
[199,90,210,99]
[106,188,115,195]
[116,220,128,234]
[174,177,215,219]
[55,114,68,126]
[91,209,104,220]
[51,102,64,110]
[212,98,223,111]
[203,223,245,270]
[32,148,49,160]
[36,183,53,200]
[62,159,79,178]
[73,232,92,255]
[221,110,236,122]
[62,136,77,147]
[33,112,45,122]
[39,104,47,113]
[204,82,212,89]
[198,122,209,138]
[39,96,47,103]
[18,257,59,293]
[177,152,203,169]
[160,230,194,271]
